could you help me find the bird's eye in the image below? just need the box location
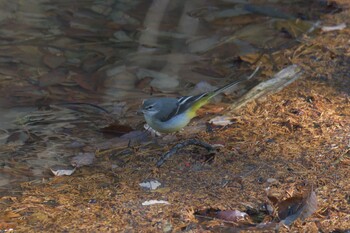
[146,105,153,110]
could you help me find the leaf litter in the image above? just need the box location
[0,0,350,232]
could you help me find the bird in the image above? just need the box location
[139,67,259,133]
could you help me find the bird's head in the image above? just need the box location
[139,99,161,117]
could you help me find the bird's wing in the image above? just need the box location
[155,95,206,122]
[154,98,181,122]
[158,92,210,122]
[176,93,209,114]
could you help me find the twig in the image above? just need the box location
[56,102,110,114]
[156,139,214,167]
[331,148,350,165]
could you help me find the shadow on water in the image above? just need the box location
[0,0,346,193]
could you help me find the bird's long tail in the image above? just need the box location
[209,66,260,99]
[188,66,260,115]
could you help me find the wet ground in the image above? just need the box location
[0,0,349,232]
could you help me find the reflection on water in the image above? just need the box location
[0,0,339,193]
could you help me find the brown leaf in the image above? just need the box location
[6,131,30,145]
[0,64,19,76]
[43,54,66,69]
[81,54,106,73]
[70,73,96,91]
[135,76,153,90]
[267,194,279,206]
[39,69,68,87]
[298,188,318,220]
[276,185,318,225]
[277,195,304,220]
[216,210,247,222]
[71,152,95,168]
[71,71,105,91]
[16,45,43,66]
[100,123,133,136]
[274,19,315,38]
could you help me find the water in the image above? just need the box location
[0,0,339,193]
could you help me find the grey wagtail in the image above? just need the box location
[140,67,260,133]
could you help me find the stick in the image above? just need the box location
[156,139,213,167]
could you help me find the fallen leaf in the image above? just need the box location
[81,53,106,73]
[135,76,153,90]
[274,19,315,38]
[321,23,347,32]
[70,73,100,91]
[209,116,235,126]
[100,123,133,136]
[142,200,170,206]
[6,131,30,145]
[38,69,68,87]
[276,185,318,226]
[71,152,95,168]
[139,180,162,190]
[43,54,66,69]
[217,210,248,222]
[50,165,76,176]
[137,69,179,91]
